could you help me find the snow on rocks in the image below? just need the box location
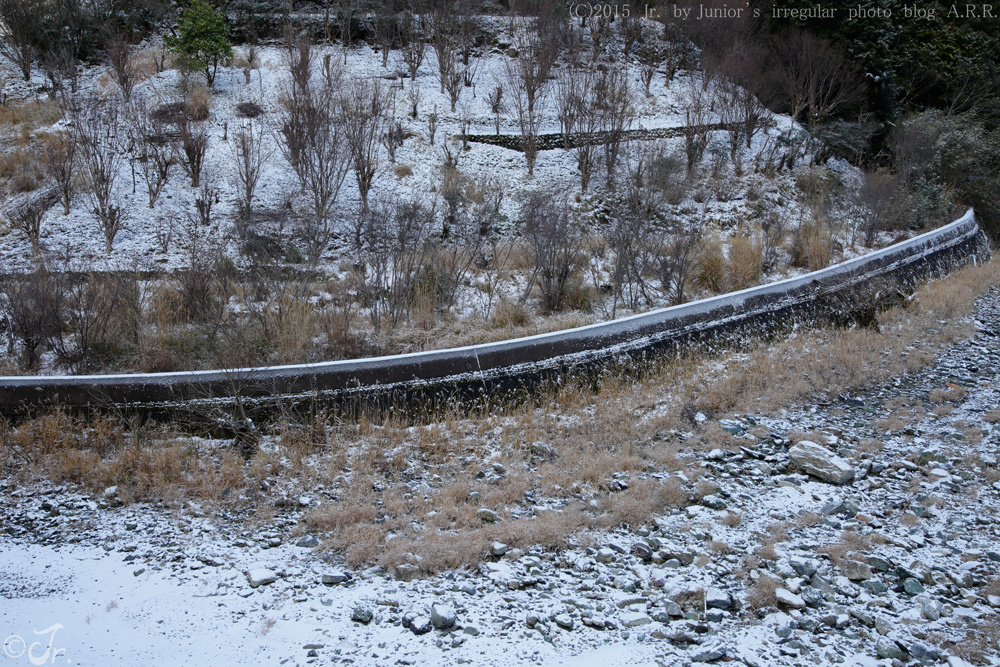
[788,440,856,485]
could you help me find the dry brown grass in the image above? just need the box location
[745,573,781,611]
[0,99,62,129]
[929,385,967,403]
[719,511,743,528]
[728,234,763,291]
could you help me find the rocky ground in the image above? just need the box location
[3,290,1000,667]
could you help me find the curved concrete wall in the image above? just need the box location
[0,209,990,411]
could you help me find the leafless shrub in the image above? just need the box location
[74,99,126,252]
[0,0,43,81]
[854,170,905,247]
[400,11,426,82]
[232,120,268,221]
[193,171,218,227]
[0,269,65,370]
[522,190,584,312]
[503,32,556,176]
[341,78,388,214]
[6,199,47,256]
[658,219,702,305]
[107,36,137,102]
[681,83,711,172]
[42,131,76,216]
[236,101,264,119]
[427,106,438,145]
[177,118,208,188]
[126,98,173,209]
[487,84,504,136]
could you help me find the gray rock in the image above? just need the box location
[351,605,373,624]
[477,508,500,523]
[860,580,888,594]
[800,585,825,607]
[321,571,351,585]
[664,600,684,617]
[595,548,616,564]
[690,641,726,663]
[789,557,818,578]
[295,535,320,548]
[431,602,457,630]
[395,564,421,581]
[246,568,277,588]
[619,612,652,628]
[405,614,432,635]
[845,560,872,581]
[702,494,727,510]
[554,614,574,630]
[876,637,907,661]
[491,541,509,557]
[910,641,940,665]
[920,598,942,621]
[775,588,806,609]
[788,441,855,485]
[705,588,732,609]
[902,578,925,595]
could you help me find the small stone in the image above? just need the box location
[789,557,818,578]
[663,600,684,617]
[246,568,276,588]
[406,614,432,635]
[431,602,457,630]
[491,542,508,557]
[845,560,872,581]
[103,486,118,498]
[554,614,574,630]
[702,494,727,510]
[295,535,319,548]
[876,637,907,661]
[595,548,616,564]
[477,508,499,523]
[860,580,888,594]
[775,588,806,609]
[788,441,855,485]
[619,612,652,628]
[690,641,726,663]
[395,564,421,581]
[321,571,351,585]
[919,598,942,621]
[902,578,925,595]
[351,605,373,624]
[705,588,732,609]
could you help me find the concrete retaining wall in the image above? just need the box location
[0,209,990,412]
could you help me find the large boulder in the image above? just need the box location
[789,441,855,485]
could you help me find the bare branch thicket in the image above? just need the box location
[855,170,904,247]
[585,15,611,62]
[486,84,504,135]
[177,117,208,188]
[475,236,516,321]
[333,0,356,62]
[342,77,388,219]
[6,200,46,256]
[596,65,633,181]
[570,69,600,191]
[370,9,399,68]
[760,207,787,271]
[232,120,268,222]
[771,28,863,133]
[604,185,660,317]
[658,217,702,305]
[431,11,456,95]
[401,11,426,82]
[620,14,643,55]
[293,80,351,263]
[125,98,172,209]
[0,0,44,81]
[74,99,126,252]
[278,32,314,193]
[42,129,77,215]
[555,67,581,151]
[379,85,405,163]
[427,106,438,145]
[522,190,584,312]
[407,80,421,118]
[503,33,556,176]
[358,196,438,331]
[456,9,479,66]
[0,269,65,370]
[107,35,137,102]
[242,44,260,84]
[681,82,711,172]
[636,43,661,97]
[716,81,745,162]
[193,169,218,227]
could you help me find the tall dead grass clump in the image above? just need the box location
[727,234,763,290]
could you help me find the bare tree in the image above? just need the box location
[6,201,46,256]
[772,29,862,132]
[341,77,387,217]
[370,8,399,68]
[658,218,701,305]
[74,99,126,252]
[107,35,137,102]
[289,79,351,263]
[570,69,600,191]
[400,11,426,82]
[126,98,172,209]
[636,43,661,97]
[177,117,208,188]
[680,83,711,172]
[596,66,633,180]
[0,0,43,81]
[232,120,268,221]
[486,84,504,135]
[855,170,904,247]
[43,130,77,215]
[279,33,315,192]
[502,35,556,176]
[522,190,584,312]
[555,67,581,151]
[0,269,65,370]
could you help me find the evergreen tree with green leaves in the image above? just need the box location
[167,0,232,88]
